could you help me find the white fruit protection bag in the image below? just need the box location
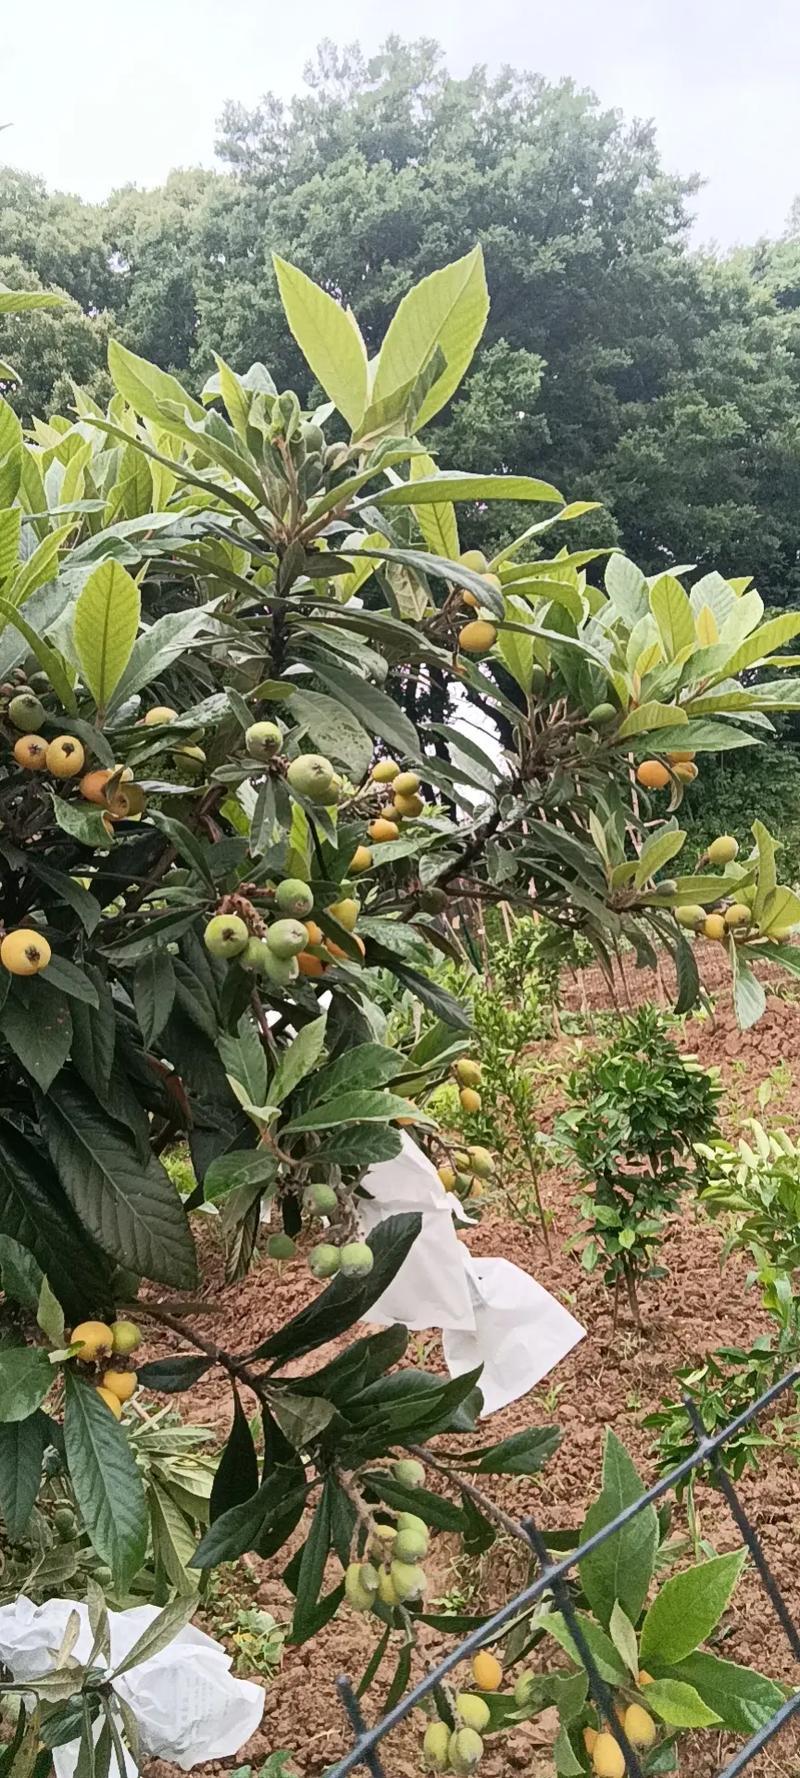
[0,1597,264,1774]
[358,1135,585,1413]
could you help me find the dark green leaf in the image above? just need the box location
[3,980,72,1089]
[191,1469,309,1568]
[249,1214,421,1363]
[362,1472,466,1531]
[0,1234,42,1310]
[44,956,99,1006]
[311,660,419,758]
[283,1089,429,1133]
[64,1374,148,1589]
[0,1121,113,1318]
[639,1552,746,1665]
[291,1478,333,1643]
[133,950,176,1047]
[69,968,117,1097]
[149,810,215,888]
[0,1349,52,1423]
[137,1355,212,1393]
[210,1386,259,1522]
[39,1077,197,1288]
[473,1426,562,1475]
[579,1430,658,1629]
[383,958,473,1030]
[30,863,101,936]
[664,1651,785,1734]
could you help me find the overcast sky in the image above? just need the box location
[5,0,799,247]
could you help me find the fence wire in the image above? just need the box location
[329,1365,800,1778]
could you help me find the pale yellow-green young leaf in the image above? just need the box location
[386,560,429,621]
[0,508,20,585]
[617,702,689,738]
[334,531,382,604]
[635,642,665,678]
[695,604,719,646]
[721,614,800,677]
[5,522,72,607]
[73,560,141,711]
[752,819,778,927]
[719,588,764,647]
[634,826,687,889]
[370,246,489,431]
[650,574,696,660]
[497,597,536,693]
[108,339,206,427]
[409,453,459,559]
[272,255,368,430]
[212,353,252,442]
[759,886,800,935]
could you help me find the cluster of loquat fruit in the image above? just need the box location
[344,1458,433,1617]
[422,1649,504,1773]
[453,549,500,659]
[635,748,698,793]
[67,1317,142,1419]
[437,1136,494,1203]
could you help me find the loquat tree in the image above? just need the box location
[0,255,798,1769]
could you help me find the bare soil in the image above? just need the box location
[144,956,800,1778]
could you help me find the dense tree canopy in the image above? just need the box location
[2,39,800,597]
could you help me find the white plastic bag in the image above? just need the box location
[0,1596,264,1774]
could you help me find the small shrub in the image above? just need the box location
[559,1009,721,1324]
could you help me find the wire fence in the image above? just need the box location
[329,1366,800,1778]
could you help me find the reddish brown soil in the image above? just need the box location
[144,960,800,1778]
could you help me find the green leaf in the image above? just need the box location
[191,1467,309,1568]
[73,560,141,711]
[630,720,757,754]
[0,507,20,584]
[148,809,215,890]
[752,817,777,925]
[375,471,562,508]
[0,1235,42,1311]
[721,613,800,676]
[0,1413,47,1538]
[283,1088,429,1133]
[617,702,688,739]
[641,1678,722,1728]
[0,288,68,314]
[634,827,686,889]
[609,1601,639,1676]
[649,575,696,660]
[30,864,101,937]
[0,1124,113,1320]
[64,1373,148,1590]
[270,1014,328,1106]
[50,794,113,849]
[639,1550,745,1666]
[249,1213,421,1363]
[3,980,72,1089]
[112,605,216,708]
[137,1355,212,1393]
[39,1076,197,1288]
[219,1017,268,1107]
[369,248,489,431]
[45,956,99,1007]
[108,338,205,425]
[0,1348,53,1422]
[579,1430,658,1629]
[0,599,77,712]
[5,523,72,612]
[409,452,458,559]
[472,1426,561,1475]
[37,1274,65,1347]
[729,942,766,1032]
[291,688,372,779]
[210,1386,259,1522]
[133,950,176,1047]
[111,1597,199,1677]
[292,1478,334,1643]
[541,1610,628,1683]
[664,1651,786,1735]
[310,659,420,758]
[273,255,368,429]
[69,969,117,1098]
